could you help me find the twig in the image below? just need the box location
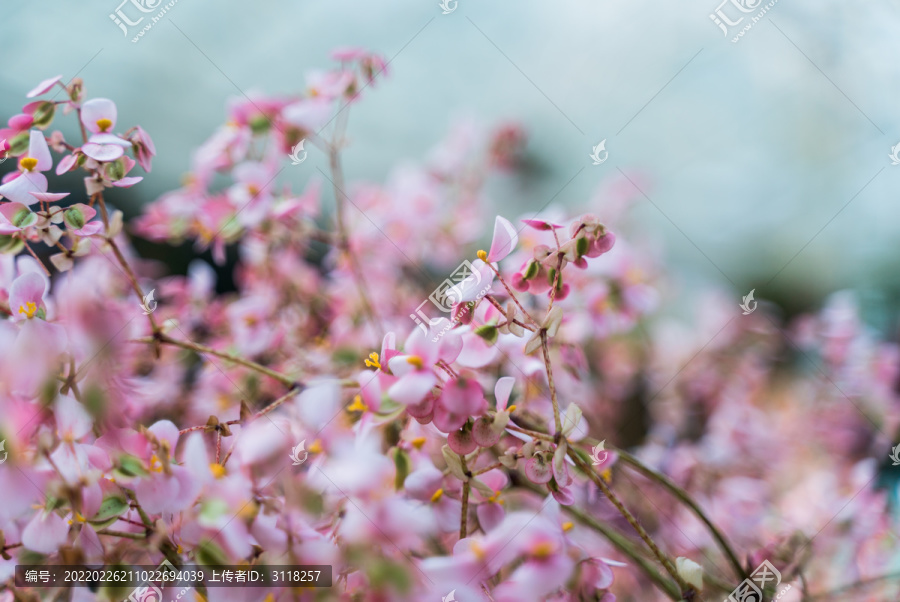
[540,331,562,435]
[568,447,692,597]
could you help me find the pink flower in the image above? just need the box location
[80,98,131,161]
[0,130,52,204]
[387,328,441,406]
[9,271,67,354]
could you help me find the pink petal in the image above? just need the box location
[148,420,180,450]
[56,394,93,440]
[22,510,69,554]
[28,130,52,171]
[494,376,515,411]
[55,154,78,175]
[8,113,34,130]
[26,75,63,98]
[81,98,117,134]
[387,371,437,406]
[88,133,131,147]
[0,171,47,205]
[551,487,575,505]
[82,143,124,162]
[476,502,505,532]
[522,218,562,231]
[135,474,181,514]
[487,215,518,262]
[111,176,143,188]
[282,98,332,132]
[73,222,104,237]
[30,191,70,203]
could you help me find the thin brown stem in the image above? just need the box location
[568,447,691,598]
[540,331,562,435]
[132,333,297,388]
[483,265,540,327]
[518,478,680,601]
[97,529,146,540]
[615,447,745,581]
[21,240,50,276]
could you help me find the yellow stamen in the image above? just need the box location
[562,521,574,532]
[18,301,37,319]
[411,436,427,450]
[470,541,486,561]
[347,395,368,413]
[237,501,257,520]
[406,355,424,369]
[506,404,517,413]
[209,463,226,479]
[600,468,612,484]
[364,352,381,369]
[148,454,163,473]
[96,118,113,132]
[487,490,502,504]
[247,185,260,197]
[308,439,323,454]
[20,157,38,171]
[477,249,487,262]
[176,544,184,555]
[430,488,444,503]
[532,541,554,558]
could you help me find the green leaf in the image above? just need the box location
[88,496,129,528]
[392,447,411,491]
[474,324,498,345]
[116,454,148,477]
[523,259,539,280]
[195,540,229,568]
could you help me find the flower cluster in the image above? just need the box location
[0,52,898,602]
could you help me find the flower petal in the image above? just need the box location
[0,172,47,205]
[487,215,518,262]
[82,143,124,162]
[28,130,52,171]
[26,75,63,98]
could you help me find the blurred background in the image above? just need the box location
[2,0,899,328]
